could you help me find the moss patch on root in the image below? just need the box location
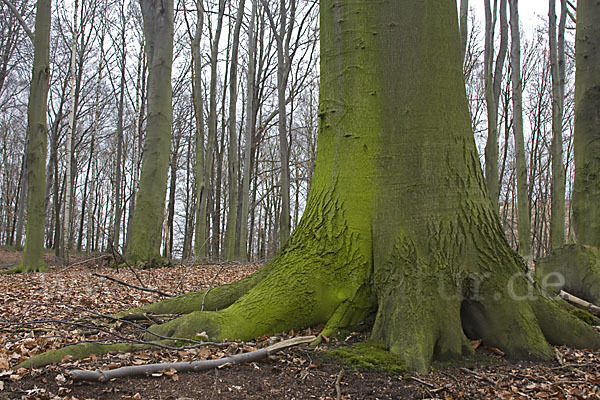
[326,341,407,374]
[569,308,599,326]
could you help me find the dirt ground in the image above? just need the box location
[1,249,600,399]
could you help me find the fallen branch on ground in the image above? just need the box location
[92,272,173,297]
[559,290,600,316]
[68,335,316,382]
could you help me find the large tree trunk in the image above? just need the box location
[125,0,174,265]
[20,0,600,372]
[572,0,600,247]
[15,0,51,273]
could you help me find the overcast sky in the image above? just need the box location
[469,0,551,33]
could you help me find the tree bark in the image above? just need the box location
[572,0,600,247]
[192,0,207,260]
[237,0,258,260]
[483,0,508,210]
[459,0,468,63]
[15,0,51,273]
[125,0,174,265]
[224,0,246,260]
[509,0,531,260]
[20,0,600,374]
[549,0,567,250]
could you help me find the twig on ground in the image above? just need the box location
[92,272,173,297]
[335,368,344,400]
[68,335,316,382]
[58,254,113,273]
[459,367,495,385]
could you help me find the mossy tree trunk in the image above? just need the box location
[14,0,51,273]
[572,0,600,247]
[125,0,174,265]
[21,0,600,371]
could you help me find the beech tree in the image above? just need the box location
[20,0,600,372]
[10,0,51,273]
[537,0,600,304]
[125,0,174,265]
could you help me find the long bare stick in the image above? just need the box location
[68,335,316,382]
[92,272,173,297]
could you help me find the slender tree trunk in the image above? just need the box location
[126,0,174,265]
[192,0,207,260]
[237,0,258,260]
[509,0,531,260]
[549,0,567,250]
[483,0,508,210]
[113,1,127,251]
[125,44,146,251]
[61,0,79,262]
[17,0,51,273]
[14,143,27,250]
[572,0,600,247]
[224,0,246,260]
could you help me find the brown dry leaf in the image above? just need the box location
[470,339,482,350]
[0,358,9,370]
[171,374,179,382]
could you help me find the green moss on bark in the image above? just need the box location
[327,341,407,374]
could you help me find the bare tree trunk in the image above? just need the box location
[509,0,531,261]
[18,0,51,272]
[191,0,207,260]
[125,44,146,252]
[237,4,257,260]
[126,0,174,265]
[113,0,126,251]
[549,0,567,250]
[224,0,246,260]
[61,0,79,262]
[483,0,508,210]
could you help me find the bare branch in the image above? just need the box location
[0,0,34,41]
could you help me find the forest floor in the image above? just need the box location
[1,248,600,399]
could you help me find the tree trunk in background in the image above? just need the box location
[125,45,146,252]
[202,0,225,260]
[549,0,567,250]
[14,144,27,250]
[61,0,79,262]
[459,0,468,63]
[192,0,207,260]
[275,0,294,246]
[16,0,51,272]
[483,0,508,210]
[224,0,246,260]
[114,0,600,374]
[237,0,257,260]
[572,0,600,247]
[509,0,531,261]
[113,1,126,252]
[125,0,174,266]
